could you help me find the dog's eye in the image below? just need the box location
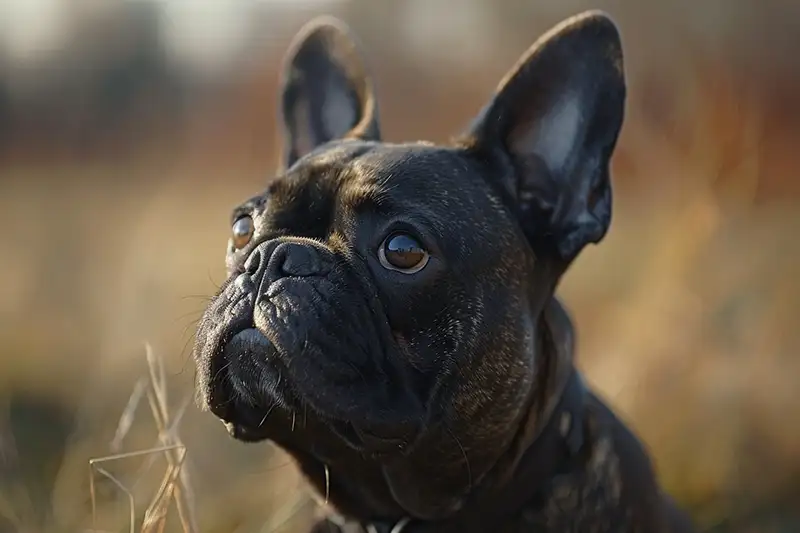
[231,216,254,249]
[379,233,429,273]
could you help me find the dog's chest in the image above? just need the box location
[515,433,638,533]
[377,405,644,533]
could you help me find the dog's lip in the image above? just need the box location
[223,326,301,407]
[207,325,272,421]
[353,425,413,454]
[223,420,263,441]
[325,418,420,457]
[227,325,261,343]
[226,327,269,354]
[215,325,424,457]
[328,420,410,456]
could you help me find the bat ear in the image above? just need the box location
[464,11,626,260]
[278,17,381,170]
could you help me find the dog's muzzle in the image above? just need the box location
[198,239,330,419]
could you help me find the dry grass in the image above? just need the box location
[87,343,195,533]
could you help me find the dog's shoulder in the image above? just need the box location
[521,391,694,533]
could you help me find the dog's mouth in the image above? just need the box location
[328,417,417,456]
[193,236,431,459]
[207,312,421,457]
[204,326,284,430]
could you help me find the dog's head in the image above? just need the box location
[194,11,625,521]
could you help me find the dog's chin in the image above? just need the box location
[221,420,272,442]
[215,328,421,456]
[207,328,284,439]
[223,328,291,406]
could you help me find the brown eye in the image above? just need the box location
[231,216,254,249]
[379,233,429,273]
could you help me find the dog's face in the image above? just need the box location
[194,11,625,521]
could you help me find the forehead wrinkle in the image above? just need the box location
[339,177,386,211]
[342,150,449,206]
[340,177,445,233]
[336,144,501,241]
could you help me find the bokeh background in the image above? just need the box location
[1,1,799,532]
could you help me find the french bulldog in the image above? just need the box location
[194,10,695,533]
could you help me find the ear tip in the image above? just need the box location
[570,9,619,26]
[562,10,620,31]
[557,10,623,48]
[281,16,359,70]
[294,15,355,40]
[287,15,358,53]
[529,10,624,77]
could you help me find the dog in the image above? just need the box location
[193,10,696,532]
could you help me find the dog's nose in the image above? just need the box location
[243,240,269,275]
[273,241,325,277]
[245,240,327,280]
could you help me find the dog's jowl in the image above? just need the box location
[193,11,696,533]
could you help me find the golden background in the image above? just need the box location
[0,1,798,531]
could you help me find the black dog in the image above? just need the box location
[194,11,695,532]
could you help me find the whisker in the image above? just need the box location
[177,335,198,375]
[174,311,204,329]
[446,425,472,491]
[259,403,277,427]
[246,460,294,476]
[179,314,203,335]
[180,294,214,302]
[324,464,330,504]
[211,361,233,383]
[206,270,222,291]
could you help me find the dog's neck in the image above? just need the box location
[484,296,579,486]
[319,297,586,532]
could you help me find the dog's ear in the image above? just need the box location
[463,11,626,260]
[278,17,380,169]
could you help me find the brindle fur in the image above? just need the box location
[193,10,696,533]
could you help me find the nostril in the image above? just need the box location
[244,246,264,275]
[273,242,324,277]
[245,240,327,284]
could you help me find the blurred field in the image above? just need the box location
[1,1,799,532]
